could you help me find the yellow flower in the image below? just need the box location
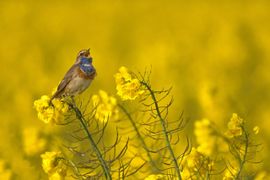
[92,90,119,122]
[49,172,65,180]
[144,174,165,180]
[41,151,62,174]
[115,66,145,100]
[194,118,214,156]
[34,93,69,124]
[194,118,228,156]
[181,148,213,180]
[40,151,67,178]
[253,126,260,135]
[225,113,243,138]
[22,127,46,156]
[0,160,12,180]
[115,66,132,83]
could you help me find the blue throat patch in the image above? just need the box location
[80,57,94,75]
[81,57,92,64]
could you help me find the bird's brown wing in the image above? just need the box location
[51,64,79,99]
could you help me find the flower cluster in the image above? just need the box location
[23,127,46,156]
[34,95,69,124]
[225,113,243,138]
[194,118,228,156]
[194,118,215,156]
[40,151,67,180]
[114,66,145,101]
[92,90,119,122]
[181,148,213,179]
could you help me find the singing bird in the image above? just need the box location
[51,49,96,100]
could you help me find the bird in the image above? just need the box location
[51,49,96,100]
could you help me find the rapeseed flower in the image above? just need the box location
[34,95,69,124]
[114,66,145,100]
[181,148,213,180]
[194,118,228,156]
[226,113,243,138]
[48,172,65,180]
[92,90,119,122]
[194,118,214,156]
[40,151,67,179]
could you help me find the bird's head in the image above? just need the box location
[75,49,92,63]
[78,49,90,58]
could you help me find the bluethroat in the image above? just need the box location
[51,49,96,100]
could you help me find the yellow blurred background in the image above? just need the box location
[0,0,270,179]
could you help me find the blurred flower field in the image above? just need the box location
[1,0,270,179]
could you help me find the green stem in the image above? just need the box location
[69,101,112,180]
[141,82,182,180]
[235,127,248,179]
[118,104,158,172]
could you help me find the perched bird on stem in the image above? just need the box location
[51,49,96,100]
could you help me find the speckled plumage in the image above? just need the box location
[51,49,96,99]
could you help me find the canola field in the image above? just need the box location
[0,1,270,179]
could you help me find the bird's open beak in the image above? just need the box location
[86,48,90,57]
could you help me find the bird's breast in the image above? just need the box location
[66,75,92,95]
[78,65,96,80]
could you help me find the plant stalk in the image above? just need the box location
[141,82,182,180]
[69,101,112,180]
